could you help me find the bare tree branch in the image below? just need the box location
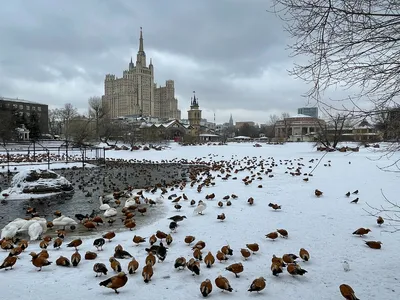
[270,0,400,113]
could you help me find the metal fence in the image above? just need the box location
[0,140,106,175]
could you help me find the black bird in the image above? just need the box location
[169,221,178,232]
[352,190,359,194]
[168,215,187,222]
[89,209,96,218]
[93,238,106,251]
[75,213,89,223]
[93,263,108,277]
[168,194,178,200]
[114,249,133,259]
[350,198,359,204]
[145,245,159,254]
[345,192,350,197]
[156,242,168,262]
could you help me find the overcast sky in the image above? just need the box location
[0,0,324,124]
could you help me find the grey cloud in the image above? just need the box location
[0,0,313,123]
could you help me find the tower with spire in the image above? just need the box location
[102,27,181,120]
[187,91,202,137]
[229,114,234,127]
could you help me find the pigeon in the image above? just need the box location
[345,192,350,197]
[350,198,359,204]
[352,190,359,194]
[342,261,350,272]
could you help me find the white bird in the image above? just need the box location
[193,200,207,215]
[28,221,43,241]
[1,224,19,239]
[124,197,136,208]
[36,218,48,234]
[7,218,28,229]
[342,260,350,272]
[53,215,78,229]
[99,195,110,211]
[17,218,40,232]
[104,207,117,218]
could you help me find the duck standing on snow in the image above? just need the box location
[193,201,207,215]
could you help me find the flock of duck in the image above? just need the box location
[0,152,385,299]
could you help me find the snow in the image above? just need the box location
[1,142,399,299]
[0,169,73,201]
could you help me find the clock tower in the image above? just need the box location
[187,91,202,137]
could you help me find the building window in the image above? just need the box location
[37,107,41,111]
[19,105,23,110]
[26,105,30,110]
[32,106,36,111]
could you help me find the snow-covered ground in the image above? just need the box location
[1,142,399,299]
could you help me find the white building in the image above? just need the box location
[275,114,325,142]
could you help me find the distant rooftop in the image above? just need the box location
[287,114,315,118]
[0,96,44,105]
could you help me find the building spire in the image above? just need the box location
[191,91,199,107]
[139,27,144,53]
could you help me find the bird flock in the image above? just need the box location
[0,150,389,299]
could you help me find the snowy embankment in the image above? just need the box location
[0,142,399,300]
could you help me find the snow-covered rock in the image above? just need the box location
[0,169,73,201]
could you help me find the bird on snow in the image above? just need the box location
[193,200,207,215]
[342,260,350,272]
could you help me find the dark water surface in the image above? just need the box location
[0,162,190,237]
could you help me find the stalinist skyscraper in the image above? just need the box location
[102,28,181,120]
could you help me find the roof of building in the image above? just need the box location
[0,96,45,105]
[287,114,314,118]
[199,134,219,137]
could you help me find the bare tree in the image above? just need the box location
[88,96,108,141]
[316,109,354,148]
[68,117,92,146]
[263,114,281,139]
[48,109,63,137]
[268,114,280,125]
[99,120,121,146]
[374,107,400,141]
[271,0,400,112]
[58,103,78,140]
[364,190,400,233]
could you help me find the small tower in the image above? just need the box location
[229,114,234,127]
[187,91,202,137]
[129,57,134,71]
